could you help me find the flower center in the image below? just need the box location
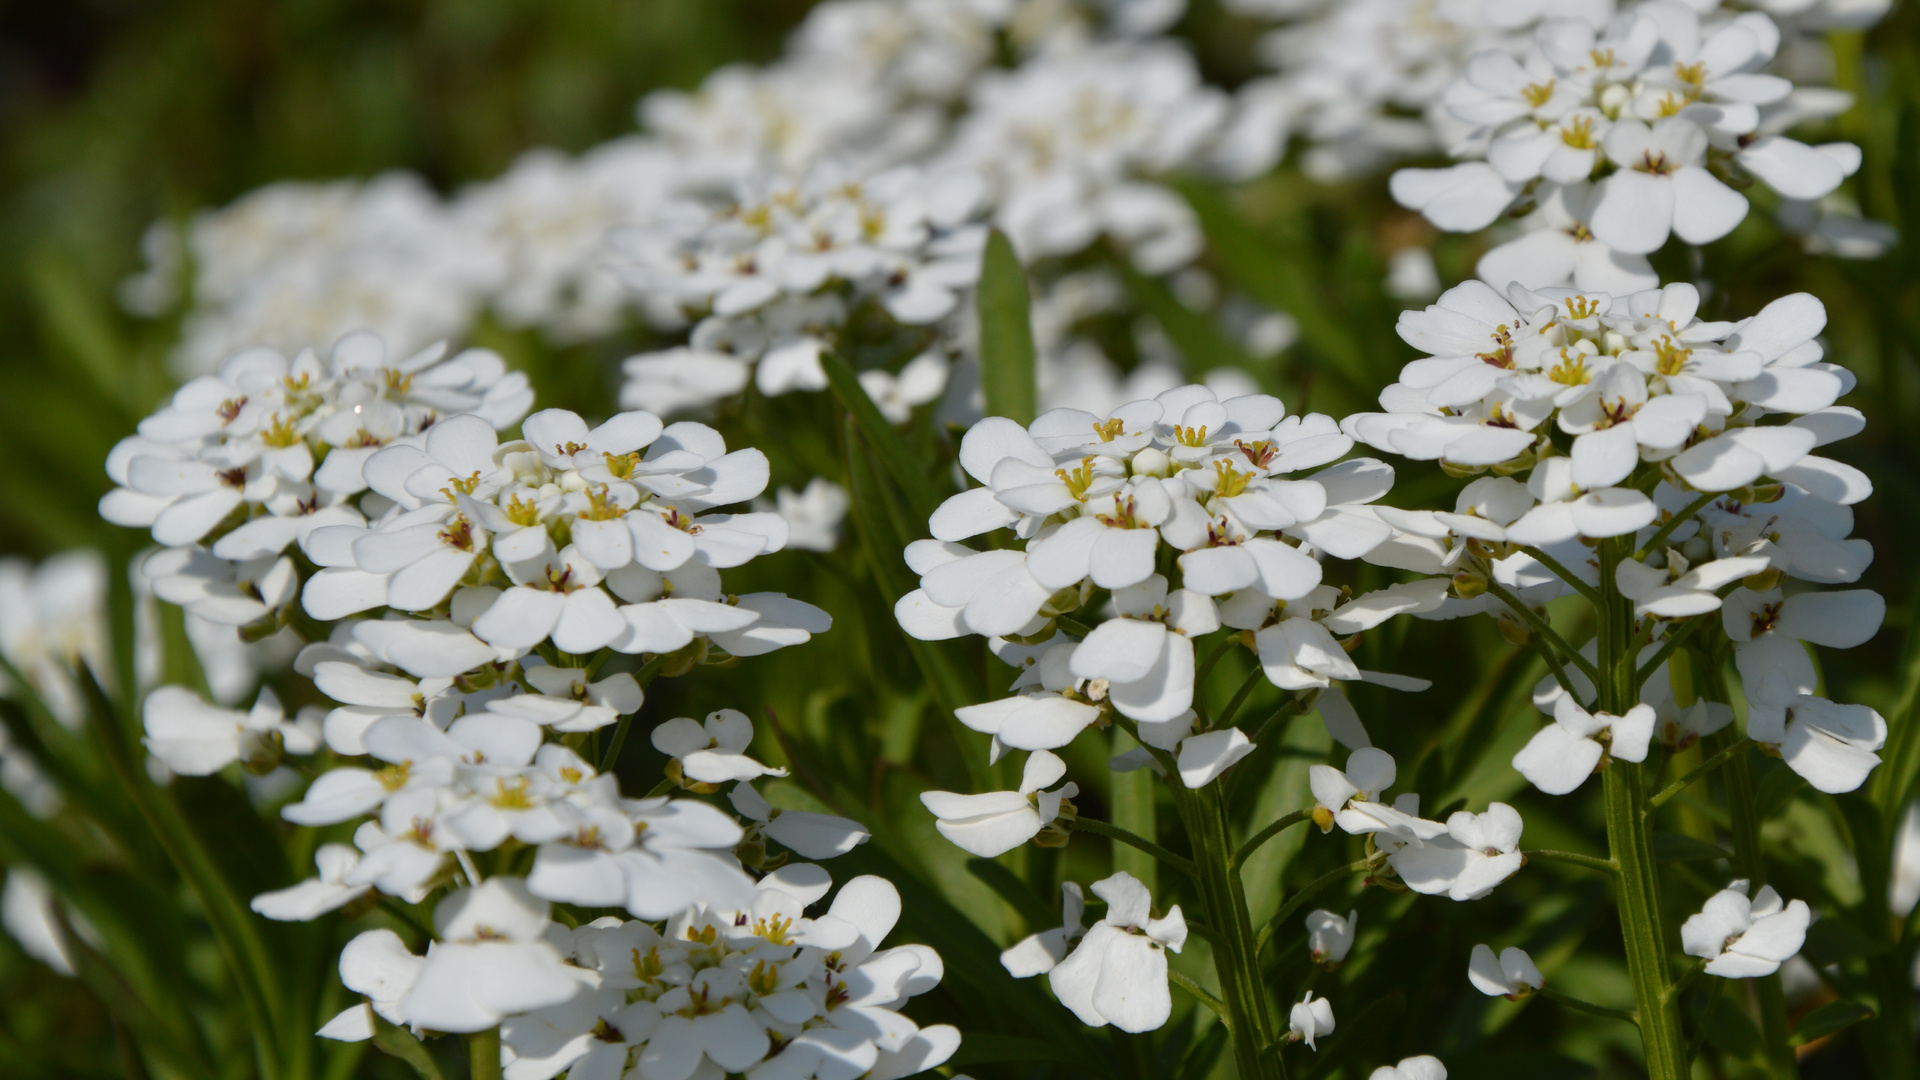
[1522,80,1556,108]
[1092,417,1127,442]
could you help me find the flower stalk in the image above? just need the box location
[1597,536,1689,1079]
[1176,782,1284,1080]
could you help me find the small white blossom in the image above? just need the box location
[1048,872,1188,1032]
[1681,878,1810,978]
[1288,991,1335,1050]
[1306,908,1357,966]
[1467,944,1543,999]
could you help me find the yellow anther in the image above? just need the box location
[601,450,641,479]
[1562,295,1601,320]
[376,762,412,791]
[504,493,542,527]
[1559,114,1597,149]
[1477,324,1516,369]
[1092,417,1127,442]
[1549,349,1592,386]
[1522,80,1556,108]
[1054,458,1100,501]
[1173,424,1211,447]
[632,946,663,981]
[1652,335,1691,377]
[578,485,627,521]
[438,514,477,552]
[1212,460,1252,499]
[261,413,302,448]
[490,775,533,809]
[1673,60,1706,88]
[750,960,781,996]
[440,471,483,501]
[559,766,583,784]
[384,370,414,394]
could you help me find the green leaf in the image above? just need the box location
[1653,832,1731,863]
[1793,1000,1875,1046]
[976,229,1037,425]
[820,352,943,523]
[965,857,1057,933]
[369,1004,448,1080]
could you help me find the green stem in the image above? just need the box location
[1074,817,1197,878]
[1176,783,1283,1080]
[1168,970,1231,1026]
[1634,492,1719,560]
[1541,986,1640,1025]
[1634,613,1718,691]
[1215,665,1267,731]
[1524,849,1619,876]
[1523,546,1604,606]
[1596,536,1688,1080]
[468,1028,503,1080]
[1234,810,1312,869]
[1484,579,1601,685]
[597,653,672,772]
[1645,739,1752,813]
[1532,636,1583,704]
[1257,860,1371,953]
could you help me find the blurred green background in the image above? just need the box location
[2,2,1919,1078]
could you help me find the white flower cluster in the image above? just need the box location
[311,871,956,1080]
[1345,276,1884,798]
[122,0,1299,427]
[99,333,530,638]
[900,384,1433,788]
[615,167,987,413]
[898,383,1535,1031]
[1391,1,1878,286]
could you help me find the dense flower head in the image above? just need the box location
[615,165,987,413]
[1389,0,1877,284]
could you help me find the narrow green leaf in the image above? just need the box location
[820,352,943,523]
[841,419,988,790]
[1652,832,1731,864]
[1793,1000,1875,1046]
[370,1005,448,1080]
[976,229,1037,425]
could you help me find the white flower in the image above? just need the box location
[1309,748,1447,840]
[728,782,870,860]
[920,751,1078,858]
[956,640,1104,757]
[1512,698,1655,795]
[1070,576,1219,723]
[1477,182,1658,295]
[1467,944,1543,999]
[859,352,951,424]
[402,878,584,1033]
[760,478,849,552]
[1390,803,1526,902]
[1745,694,1886,795]
[1615,552,1773,618]
[620,347,752,416]
[1306,908,1357,966]
[1002,883,1087,978]
[1681,878,1811,978]
[251,844,372,921]
[1370,1056,1448,1080]
[1047,872,1187,1033]
[142,685,321,776]
[317,928,426,1041]
[1288,991,1335,1049]
[2,870,79,976]
[0,552,113,728]
[487,666,643,734]
[1590,117,1749,254]
[1891,801,1920,920]
[143,547,300,627]
[651,708,787,786]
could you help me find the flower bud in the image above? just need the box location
[1497,616,1531,646]
[1743,566,1784,592]
[1452,569,1489,599]
[1130,446,1171,477]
